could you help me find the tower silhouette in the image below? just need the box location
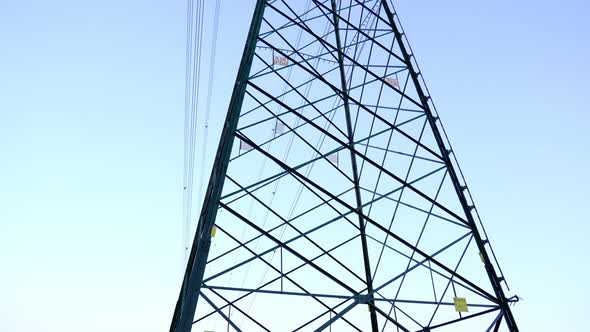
[171,1,519,331]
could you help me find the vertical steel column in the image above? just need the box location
[170,1,267,331]
[379,1,519,330]
[330,0,379,330]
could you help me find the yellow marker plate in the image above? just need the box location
[454,297,468,312]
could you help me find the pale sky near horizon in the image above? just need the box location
[1,0,589,331]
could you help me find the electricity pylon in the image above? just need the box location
[171,1,519,331]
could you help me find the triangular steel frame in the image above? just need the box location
[171,1,519,331]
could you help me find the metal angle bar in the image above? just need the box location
[207,190,355,268]
[231,179,356,233]
[314,300,358,332]
[230,70,345,227]
[309,0,423,111]
[357,186,467,229]
[245,59,405,128]
[262,15,336,69]
[235,132,497,305]
[255,35,440,161]
[203,284,497,311]
[239,95,353,183]
[243,59,342,118]
[214,208,371,331]
[274,1,338,64]
[243,61,340,119]
[169,1,267,331]
[362,104,423,113]
[302,283,419,332]
[371,161,446,283]
[203,198,361,284]
[226,170,359,234]
[236,91,338,135]
[355,62,411,248]
[345,66,408,93]
[254,37,444,162]
[370,232,486,300]
[386,184,476,330]
[382,299,497,308]
[321,164,446,231]
[223,174,367,285]
[347,112,428,153]
[244,128,447,233]
[205,288,271,332]
[295,298,359,332]
[429,260,438,302]
[245,3,394,160]
[249,45,350,142]
[348,110,425,149]
[247,81,468,226]
[227,141,343,193]
[219,202,359,294]
[227,110,413,203]
[354,47,408,201]
[380,298,424,331]
[231,50,409,228]
[286,160,446,240]
[309,0,407,65]
[235,4,336,248]
[207,220,362,329]
[392,306,400,332]
[223,120,356,204]
[352,67,403,161]
[238,67,416,151]
[355,142,444,164]
[493,312,503,332]
[426,236,478,326]
[226,138,450,243]
[206,223,301,290]
[253,30,396,72]
[250,33,338,79]
[299,281,414,331]
[199,291,242,332]
[241,89,349,167]
[266,2,425,112]
[371,304,410,332]
[330,1,379,330]
[250,50,349,142]
[253,3,396,79]
[486,310,505,332]
[196,234,361,326]
[349,0,385,142]
[221,167,288,202]
[340,27,391,32]
[422,307,501,331]
[222,172,289,206]
[378,2,518,330]
[236,98,462,304]
[256,44,343,67]
[365,232,489,299]
[258,0,360,39]
[339,0,390,146]
[241,71,402,144]
[211,186,357,266]
[287,186,355,225]
[203,285,353,301]
[204,222,323,288]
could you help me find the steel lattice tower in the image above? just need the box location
[171,1,519,331]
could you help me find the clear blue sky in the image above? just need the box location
[0,0,588,331]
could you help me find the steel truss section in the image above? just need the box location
[171,0,519,331]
